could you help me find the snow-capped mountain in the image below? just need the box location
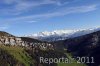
[26,27,100,42]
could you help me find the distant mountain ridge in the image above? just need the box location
[26,27,100,42]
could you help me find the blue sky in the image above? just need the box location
[0,0,100,36]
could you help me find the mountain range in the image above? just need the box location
[26,27,100,42]
[0,28,100,66]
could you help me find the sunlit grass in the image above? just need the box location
[0,45,34,66]
[57,49,87,66]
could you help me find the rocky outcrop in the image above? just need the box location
[0,32,54,50]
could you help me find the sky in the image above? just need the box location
[0,0,100,36]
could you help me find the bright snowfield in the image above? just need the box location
[25,27,100,42]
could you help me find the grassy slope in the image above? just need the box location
[0,45,34,66]
[58,53,86,66]
[57,49,87,66]
[0,45,87,66]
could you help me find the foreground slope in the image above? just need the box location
[0,44,87,66]
[0,45,34,66]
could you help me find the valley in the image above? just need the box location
[0,30,100,66]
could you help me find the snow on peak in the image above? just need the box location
[29,29,77,37]
[26,27,100,41]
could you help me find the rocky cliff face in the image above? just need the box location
[0,31,54,51]
[0,36,22,46]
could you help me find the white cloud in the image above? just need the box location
[1,0,66,15]
[5,4,97,21]
[0,4,98,26]
[26,21,37,23]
